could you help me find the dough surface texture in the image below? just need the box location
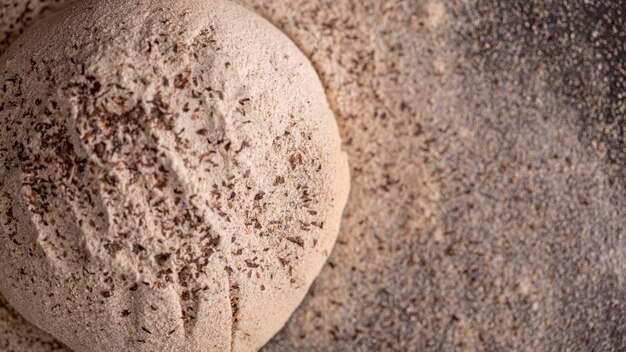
[0,0,74,55]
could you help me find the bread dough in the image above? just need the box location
[0,0,350,351]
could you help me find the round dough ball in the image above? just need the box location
[0,0,350,351]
